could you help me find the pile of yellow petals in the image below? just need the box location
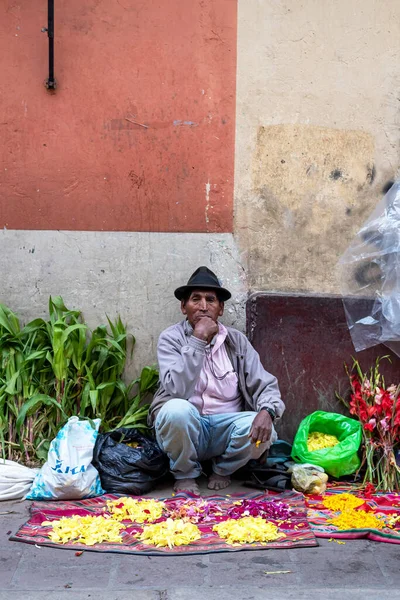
[106,497,165,523]
[42,515,125,546]
[328,509,385,531]
[307,431,339,452]
[322,493,364,512]
[138,518,201,548]
[213,517,285,545]
[386,513,400,528]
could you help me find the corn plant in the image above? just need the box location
[0,297,158,465]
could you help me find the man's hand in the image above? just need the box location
[249,410,273,444]
[193,316,219,343]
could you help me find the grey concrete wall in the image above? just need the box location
[235,0,400,293]
[0,230,247,376]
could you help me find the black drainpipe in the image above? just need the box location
[42,0,56,89]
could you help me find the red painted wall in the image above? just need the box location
[0,1,236,232]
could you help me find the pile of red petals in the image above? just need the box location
[165,499,223,523]
[227,499,291,521]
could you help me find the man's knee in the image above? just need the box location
[155,399,199,430]
[231,413,256,438]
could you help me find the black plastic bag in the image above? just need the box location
[92,428,169,495]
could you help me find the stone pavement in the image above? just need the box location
[1,478,400,600]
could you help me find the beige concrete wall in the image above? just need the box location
[235,0,400,293]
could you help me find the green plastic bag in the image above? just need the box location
[291,411,362,478]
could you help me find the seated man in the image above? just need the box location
[149,266,285,495]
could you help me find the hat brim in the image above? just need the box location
[174,284,231,301]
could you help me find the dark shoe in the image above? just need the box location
[244,467,292,492]
[265,440,293,467]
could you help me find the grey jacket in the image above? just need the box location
[148,319,285,425]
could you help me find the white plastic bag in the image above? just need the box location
[0,460,39,501]
[26,416,104,500]
[289,463,328,495]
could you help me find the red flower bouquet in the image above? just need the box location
[338,357,400,491]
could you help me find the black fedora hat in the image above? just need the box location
[174,266,231,301]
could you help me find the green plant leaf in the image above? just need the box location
[35,439,50,462]
[0,304,20,335]
[16,394,66,434]
[60,323,87,346]
[139,365,159,394]
[22,318,48,335]
[5,371,22,395]
[89,390,99,415]
[0,297,156,463]
[24,350,48,362]
[96,382,116,391]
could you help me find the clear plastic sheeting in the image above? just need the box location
[338,182,400,355]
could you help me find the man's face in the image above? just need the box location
[181,289,224,328]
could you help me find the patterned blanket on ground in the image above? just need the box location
[306,484,400,544]
[10,490,317,556]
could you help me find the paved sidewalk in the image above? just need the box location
[1,479,400,600]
